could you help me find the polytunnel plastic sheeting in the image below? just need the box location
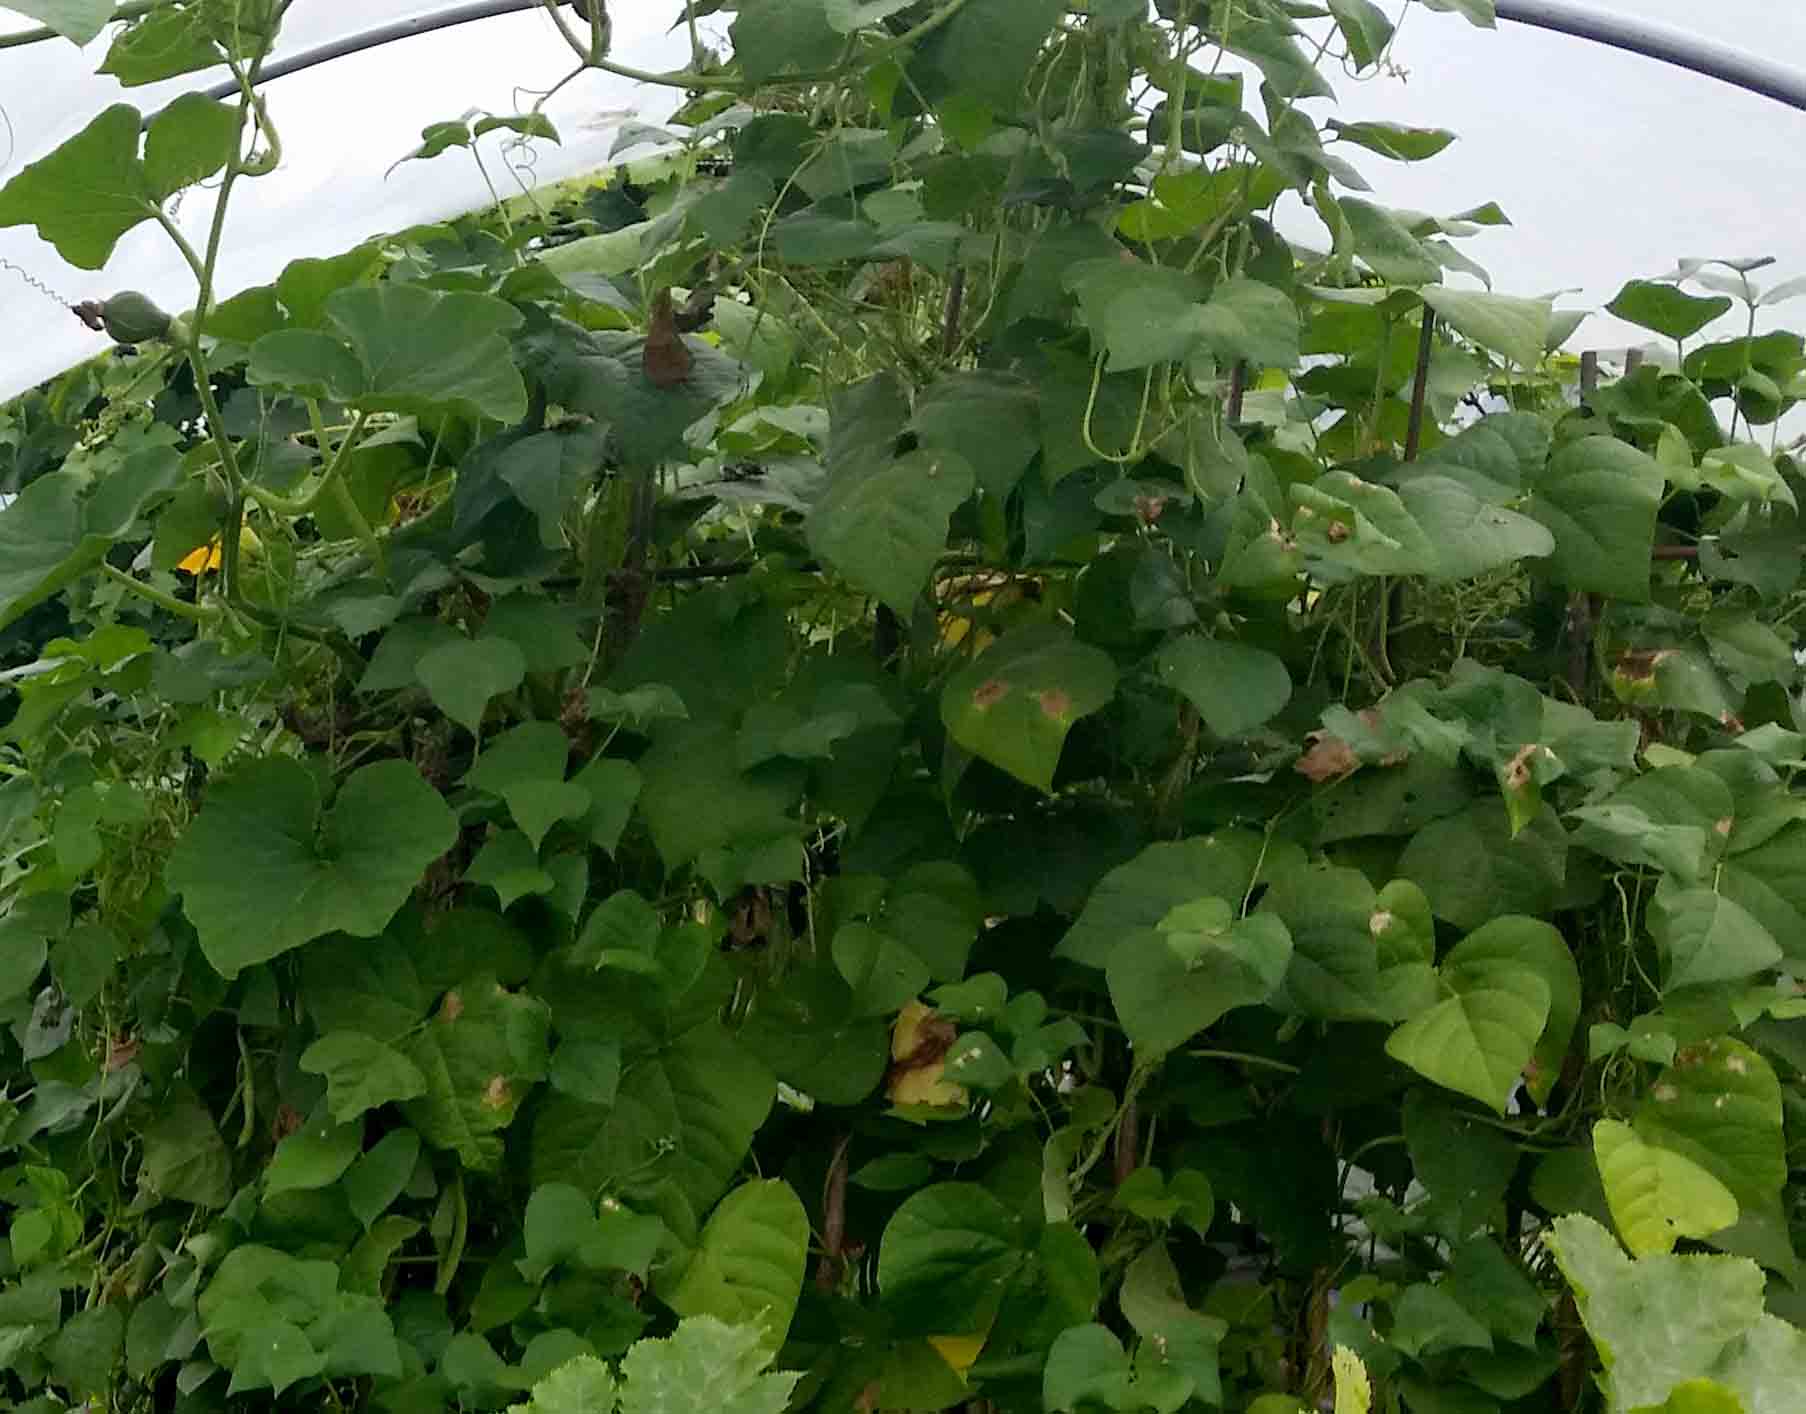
[0,1,693,404]
[1,2,1805,406]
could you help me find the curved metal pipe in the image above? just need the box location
[164,1,1806,118]
[1493,0,1806,115]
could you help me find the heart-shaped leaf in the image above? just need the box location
[941,625,1119,791]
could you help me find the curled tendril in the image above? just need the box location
[0,100,14,178]
[0,259,73,311]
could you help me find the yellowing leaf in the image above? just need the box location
[1333,1347,1372,1414]
[927,1330,987,1378]
[887,1000,967,1108]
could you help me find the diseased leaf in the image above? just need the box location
[940,625,1118,791]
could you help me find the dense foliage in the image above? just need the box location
[3,0,1806,1411]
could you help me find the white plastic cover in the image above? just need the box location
[0,2,690,402]
[2,1,1805,405]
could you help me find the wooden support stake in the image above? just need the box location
[1404,310,1436,462]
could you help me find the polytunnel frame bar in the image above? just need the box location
[4,0,1806,114]
[154,0,1806,116]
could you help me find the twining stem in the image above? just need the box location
[100,563,215,624]
[539,0,973,94]
[246,408,370,517]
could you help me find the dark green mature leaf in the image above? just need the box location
[1059,832,1287,968]
[1155,637,1291,737]
[0,105,149,267]
[0,447,182,629]
[808,449,975,614]
[1119,1241,1228,1404]
[1328,119,1455,161]
[250,285,527,422]
[1108,899,1292,1058]
[730,0,842,83]
[1528,436,1664,601]
[1607,280,1733,341]
[416,638,527,735]
[1650,886,1782,991]
[532,1021,775,1226]
[166,759,458,977]
[878,1183,1025,1337]
[941,625,1118,791]
[300,1032,430,1121]
[1043,1324,1132,1413]
[140,1097,232,1207]
[906,0,1067,111]
[1442,916,1581,1106]
[657,1179,809,1357]
[1261,866,1437,1021]
[144,93,240,196]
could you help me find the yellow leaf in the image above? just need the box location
[1333,1347,1371,1414]
[927,1331,987,1379]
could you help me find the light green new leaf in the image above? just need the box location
[658,1179,809,1357]
[941,625,1118,791]
[1440,916,1580,1106]
[167,759,458,978]
[1528,435,1664,602]
[1155,637,1291,738]
[3,1,115,43]
[1421,287,1551,369]
[1385,965,1550,1113]
[1107,900,1292,1057]
[512,1354,617,1414]
[808,449,974,615]
[616,1316,799,1414]
[1547,1213,1773,1413]
[1594,1118,1739,1257]
[300,1032,430,1122]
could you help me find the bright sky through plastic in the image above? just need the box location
[1,1,1805,405]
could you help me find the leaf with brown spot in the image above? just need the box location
[643,287,694,388]
[1295,732,1360,783]
[941,625,1118,792]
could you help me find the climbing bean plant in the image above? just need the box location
[2,0,1806,1410]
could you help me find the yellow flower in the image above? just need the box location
[175,525,263,576]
